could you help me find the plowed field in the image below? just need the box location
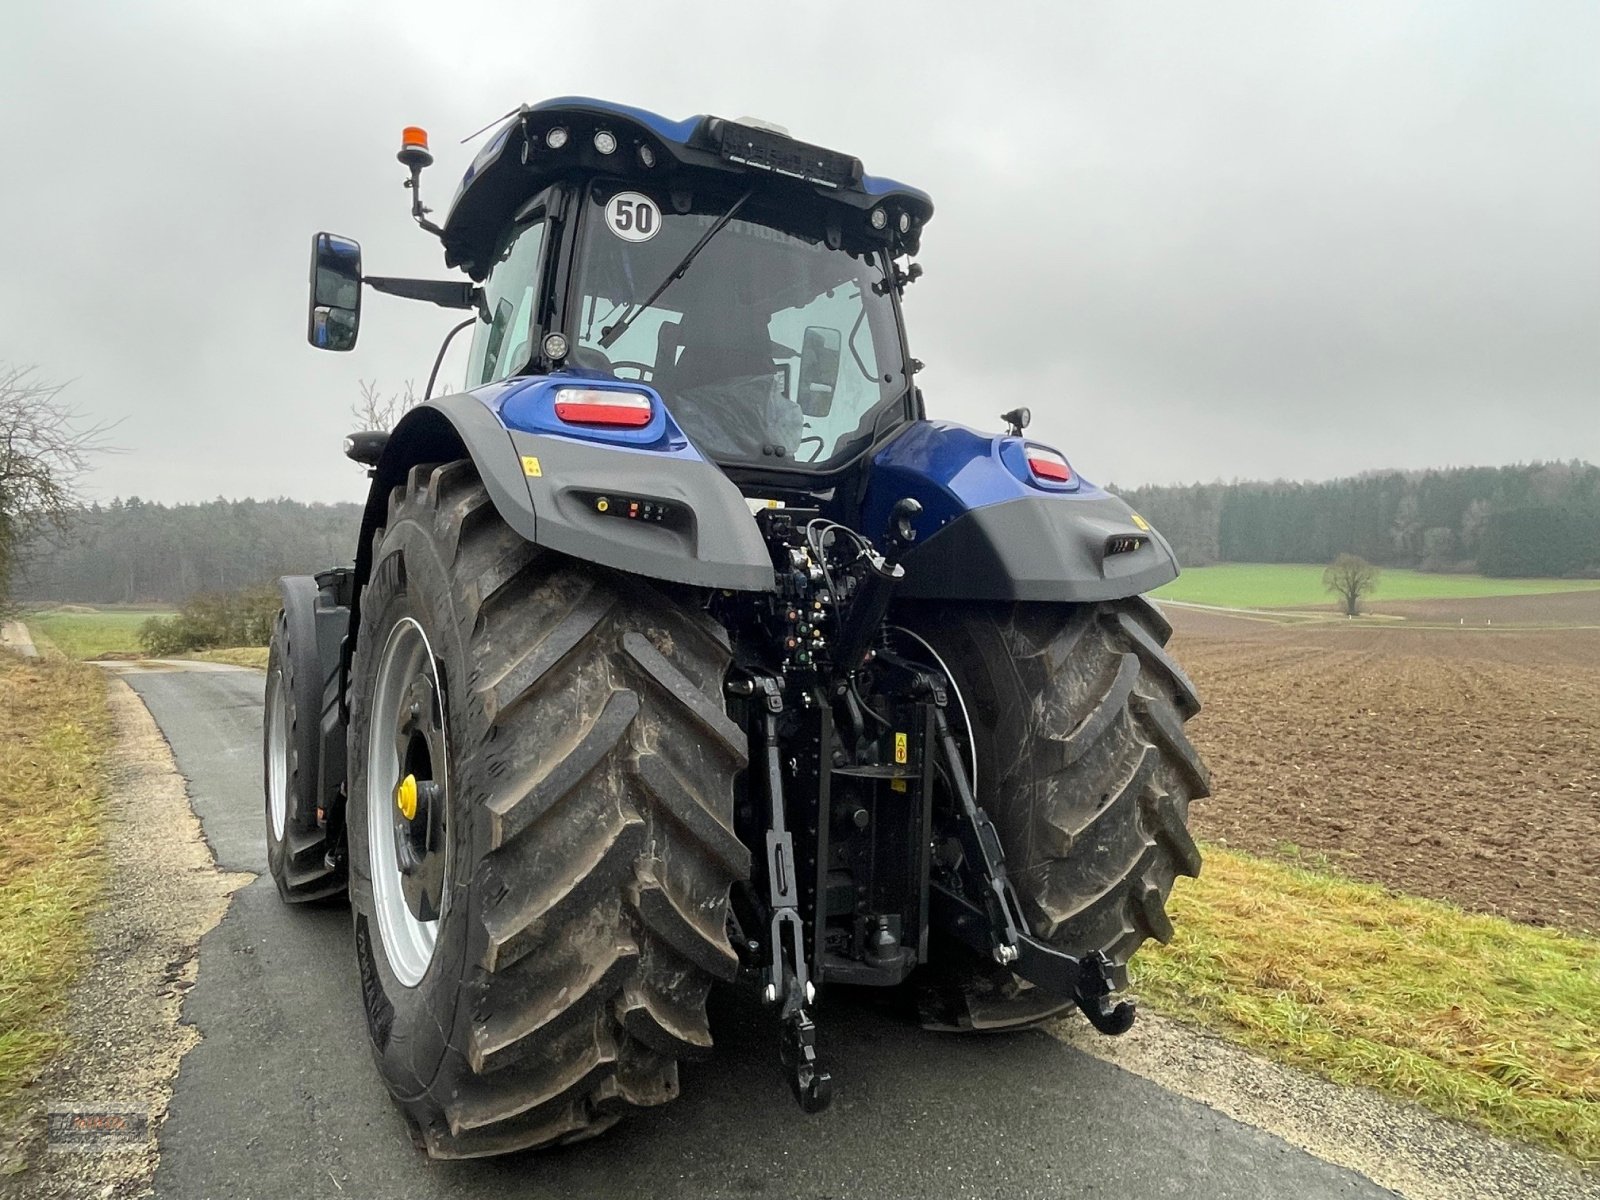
[1166,603,1600,934]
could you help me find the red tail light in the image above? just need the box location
[553,388,653,427]
[1024,444,1073,483]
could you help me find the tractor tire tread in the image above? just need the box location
[354,460,743,1158]
[900,594,1208,1004]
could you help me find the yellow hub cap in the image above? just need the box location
[395,773,418,821]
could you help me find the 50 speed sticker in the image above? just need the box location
[605,192,661,242]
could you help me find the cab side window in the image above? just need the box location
[466,219,548,387]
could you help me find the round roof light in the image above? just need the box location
[543,332,569,361]
[545,126,569,150]
[869,208,888,231]
[638,144,656,168]
[593,130,617,155]
[898,212,911,234]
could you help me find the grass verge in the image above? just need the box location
[0,651,111,1123]
[25,610,170,660]
[186,647,268,670]
[1134,846,1600,1163]
[1153,563,1600,609]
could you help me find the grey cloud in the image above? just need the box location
[2,0,1594,503]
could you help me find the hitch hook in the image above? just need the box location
[780,992,834,1113]
[1074,951,1137,1035]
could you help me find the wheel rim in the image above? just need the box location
[367,616,450,988]
[885,626,977,796]
[265,669,289,842]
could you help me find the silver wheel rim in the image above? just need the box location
[266,669,289,842]
[885,626,977,797]
[367,616,449,988]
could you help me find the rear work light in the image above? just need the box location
[1024,444,1073,484]
[553,388,653,427]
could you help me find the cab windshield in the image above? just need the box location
[571,187,908,468]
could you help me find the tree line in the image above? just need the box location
[1113,460,1600,577]
[11,462,1600,607]
[16,496,362,604]
[1,365,406,610]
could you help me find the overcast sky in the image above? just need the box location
[3,1,1596,505]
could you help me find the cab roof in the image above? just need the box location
[439,96,934,279]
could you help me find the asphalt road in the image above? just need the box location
[122,664,1394,1200]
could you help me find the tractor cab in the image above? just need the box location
[307,97,1177,604]
[312,98,932,493]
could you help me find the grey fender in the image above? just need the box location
[893,492,1181,603]
[356,392,775,599]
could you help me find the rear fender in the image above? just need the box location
[351,385,774,648]
[863,421,1180,602]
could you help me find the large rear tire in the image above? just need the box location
[896,597,1209,1028]
[346,459,749,1158]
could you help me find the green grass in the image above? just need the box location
[0,652,111,1125]
[25,608,173,660]
[1153,563,1600,609]
[1136,847,1600,1163]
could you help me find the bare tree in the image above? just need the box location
[1390,493,1422,558]
[0,364,113,608]
[1323,553,1380,616]
[351,379,420,431]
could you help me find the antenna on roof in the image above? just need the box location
[459,106,521,145]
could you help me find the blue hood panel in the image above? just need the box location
[863,421,1101,545]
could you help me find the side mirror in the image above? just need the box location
[796,325,842,417]
[308,232,362,352]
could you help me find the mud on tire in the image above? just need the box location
[898,597,1209,1017]
[346,459,749,1158]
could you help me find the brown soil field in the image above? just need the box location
[1363,589,1600,627]
[1283,588,1600,627]
[1165,606,1600,934]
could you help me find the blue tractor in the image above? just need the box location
[268,98,1209,1157]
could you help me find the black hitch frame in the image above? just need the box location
[881,650,1139,1038]
[733,515,1137,1116]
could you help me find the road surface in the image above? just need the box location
[0,619,37,657]
[121,663,1394,1200]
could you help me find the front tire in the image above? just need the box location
[346,460,749,1158]
[264,607,345,902]
[898,597,1209,1027]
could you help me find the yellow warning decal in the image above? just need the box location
[521,456,543,477]
[894,733,908,764]
[890,778,908,793]
[1129,512,1151,531]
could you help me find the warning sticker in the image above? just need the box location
[894,733,908,765]
[605,192,661,243]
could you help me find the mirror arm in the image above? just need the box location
[363,276,477,310]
